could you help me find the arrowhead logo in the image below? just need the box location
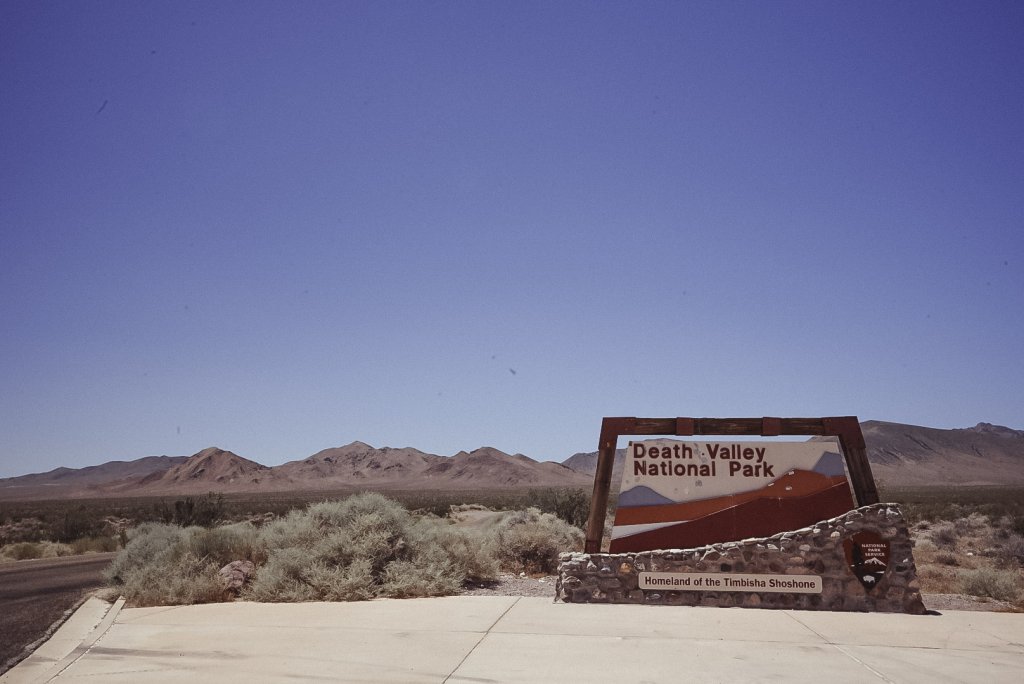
[843,531,890,592]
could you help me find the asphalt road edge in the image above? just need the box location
[0,596,124,684]
[0,594,90,677]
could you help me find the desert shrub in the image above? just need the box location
[245,492,496,602]
[0,541,74,561]
[954,513,989,536]
[491,507,584,574]
[105,523,188,586]
[2,542,40,560]
[933,551,958,566]
[185,523,265,566]
[155,493,225,527]
[107,493,514,605]
[450,503,488,512]
[930,523,957,550]
[116,551,224,606]
[257,509,321,551]
[379,554,461,597]
[1012,515,1024,537]
[54,507,110,543]
[0,517,46,545]
[106,522,261,606]
[243,547,319,602]
[957,567,1022,603]
[992,535,1024,569]
[70,536,118,554]
[524,488,590,529]
[422,525,497,582]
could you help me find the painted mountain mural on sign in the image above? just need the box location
[610,441,855,553]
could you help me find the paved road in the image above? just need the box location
[0,553,115,672]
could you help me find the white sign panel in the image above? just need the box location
[610,440,854,553]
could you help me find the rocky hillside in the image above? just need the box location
[0,455,188,500]
[131,447,273,493]
[861,421,1024,486]
[562,448,627,482]
[274,442,443,484]
[421,447,588,487]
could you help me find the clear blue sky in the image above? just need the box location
[2,1,1022,478]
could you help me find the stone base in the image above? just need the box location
[558,503,926,614]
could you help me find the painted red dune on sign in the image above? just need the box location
[614,469,849,526]
[609,470,855,553]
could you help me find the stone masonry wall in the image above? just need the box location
[558,504,926,614]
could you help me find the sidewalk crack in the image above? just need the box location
[782,611,896,684]
[442,597,520,683]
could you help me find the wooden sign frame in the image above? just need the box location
[584,416,878,553]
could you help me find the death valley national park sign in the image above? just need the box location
[610,440,856,553]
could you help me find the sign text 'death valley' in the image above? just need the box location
[610,439,856,553]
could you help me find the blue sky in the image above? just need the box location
[2,1,1022,478]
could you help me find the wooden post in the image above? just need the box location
[584,418,630,553]
[825,416,879,506]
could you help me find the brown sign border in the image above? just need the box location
[585,416,878,553]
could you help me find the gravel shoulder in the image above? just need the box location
[922,593,1019,612]
[460,573,559,598]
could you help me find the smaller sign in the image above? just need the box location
[843,531,890,592]
[639,572,822,594]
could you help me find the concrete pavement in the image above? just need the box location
[3,595,1022,683]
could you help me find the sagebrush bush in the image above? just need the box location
[423,525,498,582]
[492,507,584,574]
[70,536,118,554]
[992,535,1024,569]
[106,493,590,606]
[1012,515,1024,537]
[105,523,187,586]
[0,540,74,561]
[957,567,1021,603]
[930,523,958,550]
[954,513,989,535]
[123,552,225,606]
[105,523,262,606]
[245,492,494,602]
[524,488,590,528]
[186,523,265,566]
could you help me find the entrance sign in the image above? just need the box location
[610,439,855,552]
[585,417,878,553]
[639,572,823,594]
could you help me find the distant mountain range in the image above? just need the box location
[1,420,1021,501]
[0,442,590,501]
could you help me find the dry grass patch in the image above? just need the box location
[911,512,1024,607]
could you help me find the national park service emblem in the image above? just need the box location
[843,531,889,592]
